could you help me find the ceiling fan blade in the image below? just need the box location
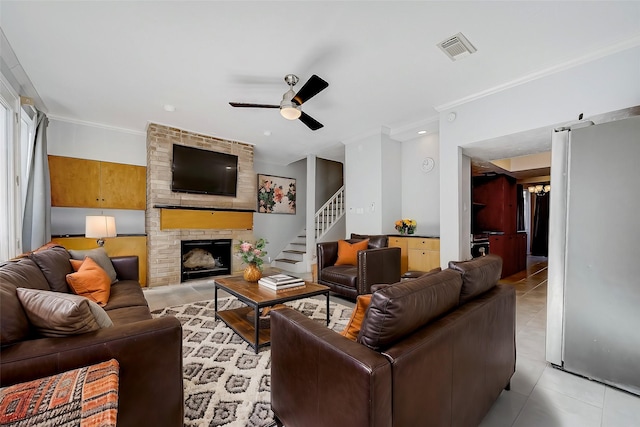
[299,112,323,131]
[292,75,328,105]
[229,102,279,108]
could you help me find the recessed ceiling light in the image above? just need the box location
[417,130,427,135]
[264,130,272,136]
[163,104,175,112]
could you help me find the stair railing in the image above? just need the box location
[315,186,345,239]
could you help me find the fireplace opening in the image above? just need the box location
[180,239,231,282]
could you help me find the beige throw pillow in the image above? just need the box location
[16,288,113,338]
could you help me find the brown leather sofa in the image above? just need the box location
[0,245,183,427]
[271,254,515,427]
[317,234,401,300]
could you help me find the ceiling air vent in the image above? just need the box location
[438,32,477,61]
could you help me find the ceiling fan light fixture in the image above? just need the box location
[279,87,301,120]
[229,73,327,130]
[280,105,301,120]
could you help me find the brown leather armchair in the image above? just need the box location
[316,234,401,300]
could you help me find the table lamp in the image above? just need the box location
[85,215,117,247]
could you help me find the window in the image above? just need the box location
[0,75,21,260]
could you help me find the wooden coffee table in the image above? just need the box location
[214,272,330,353]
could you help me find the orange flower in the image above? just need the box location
[274,187,284,202]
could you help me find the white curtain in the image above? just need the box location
[21,111,50,252]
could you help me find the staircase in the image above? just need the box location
[273,187,345,273]
[315,186,345,239]
[274,232,308,274]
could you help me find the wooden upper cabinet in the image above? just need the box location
[49,155,146,210]
[100,161,146,209]
[49,156,101,208]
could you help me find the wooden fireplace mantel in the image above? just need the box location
[157,205,254,230]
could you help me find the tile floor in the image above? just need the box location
[479,258,640,427]
[143,260,640,427]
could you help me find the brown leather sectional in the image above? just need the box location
[0,245,183,427]
[271,254,515,427]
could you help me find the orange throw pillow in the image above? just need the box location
[69,259,84,272]
[340,294,372,341]
[66,257,111,306]
[334,239,369,266]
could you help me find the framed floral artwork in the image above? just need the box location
[257,174,296,214]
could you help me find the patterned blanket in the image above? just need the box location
[0,359,119,427]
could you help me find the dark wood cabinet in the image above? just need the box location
[489,232,527,278]
[472,175,518,234]
[473,174,526,278]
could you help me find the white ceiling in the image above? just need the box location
[2,1,639,164]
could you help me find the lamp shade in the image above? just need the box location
[85,216,117,238]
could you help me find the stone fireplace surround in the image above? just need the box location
[146,123,256,287]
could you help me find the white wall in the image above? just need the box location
[345,131,441,238]
[344,130,402,236]
[344,133,383,235]
[401,133,440,236]
[252,158,307,263]
[439,45,640,266]
[381,133,402,235]
[48,119,146,165]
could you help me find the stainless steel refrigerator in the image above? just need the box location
[547,114,640,395]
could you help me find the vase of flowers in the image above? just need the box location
[395,219,417,235]
[235,238,268,282]
[243,262,262,282]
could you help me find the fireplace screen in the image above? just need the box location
[180,239,231,282]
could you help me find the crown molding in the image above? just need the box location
[48,115,146,135]
[341,126,390,145]
[435,35,640,112]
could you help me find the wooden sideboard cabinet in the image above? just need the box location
[49,155,146,210]
[388,236,440,274]
[407,237,440,272]
[388,236,408,273]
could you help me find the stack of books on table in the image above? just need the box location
[258,274,305,292]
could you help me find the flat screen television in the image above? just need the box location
[171,144,238,197]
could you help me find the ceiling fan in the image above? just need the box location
[229,74,328,131]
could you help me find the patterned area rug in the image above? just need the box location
[152,297,353,427]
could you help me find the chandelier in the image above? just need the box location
[528,184,551,196]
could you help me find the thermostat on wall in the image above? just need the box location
[421,157,435,173]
